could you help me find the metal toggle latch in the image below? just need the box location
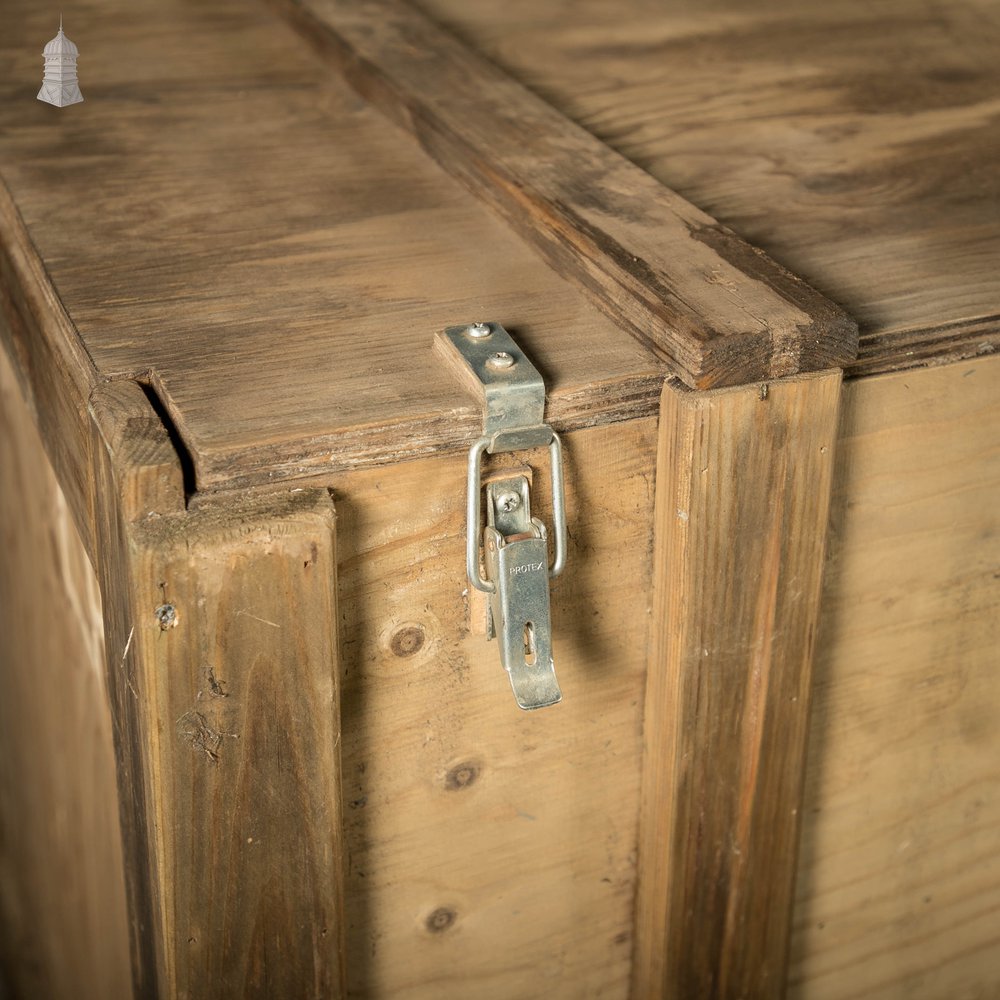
[436,321,567,710]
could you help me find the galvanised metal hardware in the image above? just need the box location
[438,321,566,710]
[483,475,561,710]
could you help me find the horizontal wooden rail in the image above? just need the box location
[271,0,858,389]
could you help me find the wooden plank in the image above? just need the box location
[270,0,858,390]
[0,0,665,494]
[635,371,842,998]
[419,0,1000,378]
[0,336,132,999]
[326,417,657,998]
[789,357,1000,999]
[88,380,185,998]
[0,177,100,554]
[132,493,346,999]
[89,383,347,998]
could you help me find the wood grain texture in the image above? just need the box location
[636,371,842,999]
[420,0,1000,378]
[88,380,186,997]
[0,178,100,552]
[789,357,1000,999]
[272,0,857,391]
[0,0,665,493]
[91,380,186,523]
[0,335,132,999]
[88,382,347,998]
[131,493,345,1000]
[326,417,657,998]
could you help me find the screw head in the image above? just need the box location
[154,604,177,630]
[496,491,521,513]
[486,351,515,370]
[468,322,491,339]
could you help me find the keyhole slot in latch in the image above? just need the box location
[523,621,537,665]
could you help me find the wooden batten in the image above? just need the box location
[270,0,858,391]
[88,384,347,999]
[635,371,842,999]
[88,380,188,997]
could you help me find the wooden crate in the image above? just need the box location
[1,1,997,998]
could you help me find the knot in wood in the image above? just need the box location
[390,624,425,657]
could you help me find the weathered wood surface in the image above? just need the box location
[421,0,1000,378]
[0,340,132,1000]
[3,4,996,999]
[273,0,857,390]
[88,379,347,998]
[789,356,1000,999]
[87,380,189,997]
[636,372,842,999]
[327,417,658,998]
[0,179,100,550]
[0,0,665,495]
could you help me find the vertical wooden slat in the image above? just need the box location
[634,370,842,999]
[90,384,347,999]
[89,381,183,999]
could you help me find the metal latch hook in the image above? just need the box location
[466,432,567,593]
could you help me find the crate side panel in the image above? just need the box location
[330,417,657,999]
[0,338,132,998]
[790,355,1000,998]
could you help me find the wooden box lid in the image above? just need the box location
[0,0,872,493]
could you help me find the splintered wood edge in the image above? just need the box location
[271,0,859,390]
